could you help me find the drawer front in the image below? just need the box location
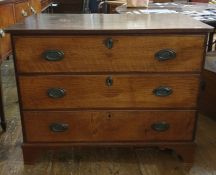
[14,35,205,73]
[14,1,30,22]
[23,110,196,142]
[19,75,200,109]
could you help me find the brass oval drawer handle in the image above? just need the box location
[155,49,176,61]
[106,76,113,86]
[153,86,172,97]
[21,9,28,17]
[0,29,5,38]
[43,50,64,61]
[151,122,170,132]
[50,123,69,132]
[47,88,65,98]
[104,38,113,49]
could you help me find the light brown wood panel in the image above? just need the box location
[29,0,42,14]
[18,74,200,109]
[0,3,15,61]
[23,110,196,142]
[14,1,30,22]
[14,35,205,73]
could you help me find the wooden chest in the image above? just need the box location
[6,14,213,165]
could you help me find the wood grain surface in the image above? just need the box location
[18,74,200,109]
[6,14,213,34]
[23,110,196,142]
[14,0,30,22]
[14,35,205,73]
[29,0,42,13]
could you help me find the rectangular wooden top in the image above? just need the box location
[6,13,214,34]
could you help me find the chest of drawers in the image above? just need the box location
[6,13,213,165]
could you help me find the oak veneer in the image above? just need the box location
[18,74,200,109]
[14,35,205,73]
[23,110,196,142]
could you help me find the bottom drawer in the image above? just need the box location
[23,110,196,142]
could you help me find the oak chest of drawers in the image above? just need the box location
[6,13,213,165]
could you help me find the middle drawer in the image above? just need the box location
[18,74,200,109]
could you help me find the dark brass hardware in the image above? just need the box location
[155,49,176,61]
[43,50,64,61]
[151,122,170,132]
[153,86,172,97]
[104,38,113,49]
[50,123,69,132]
[106,76,113,86]
[47,88,65,98]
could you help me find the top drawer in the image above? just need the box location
[14,35,205,73]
